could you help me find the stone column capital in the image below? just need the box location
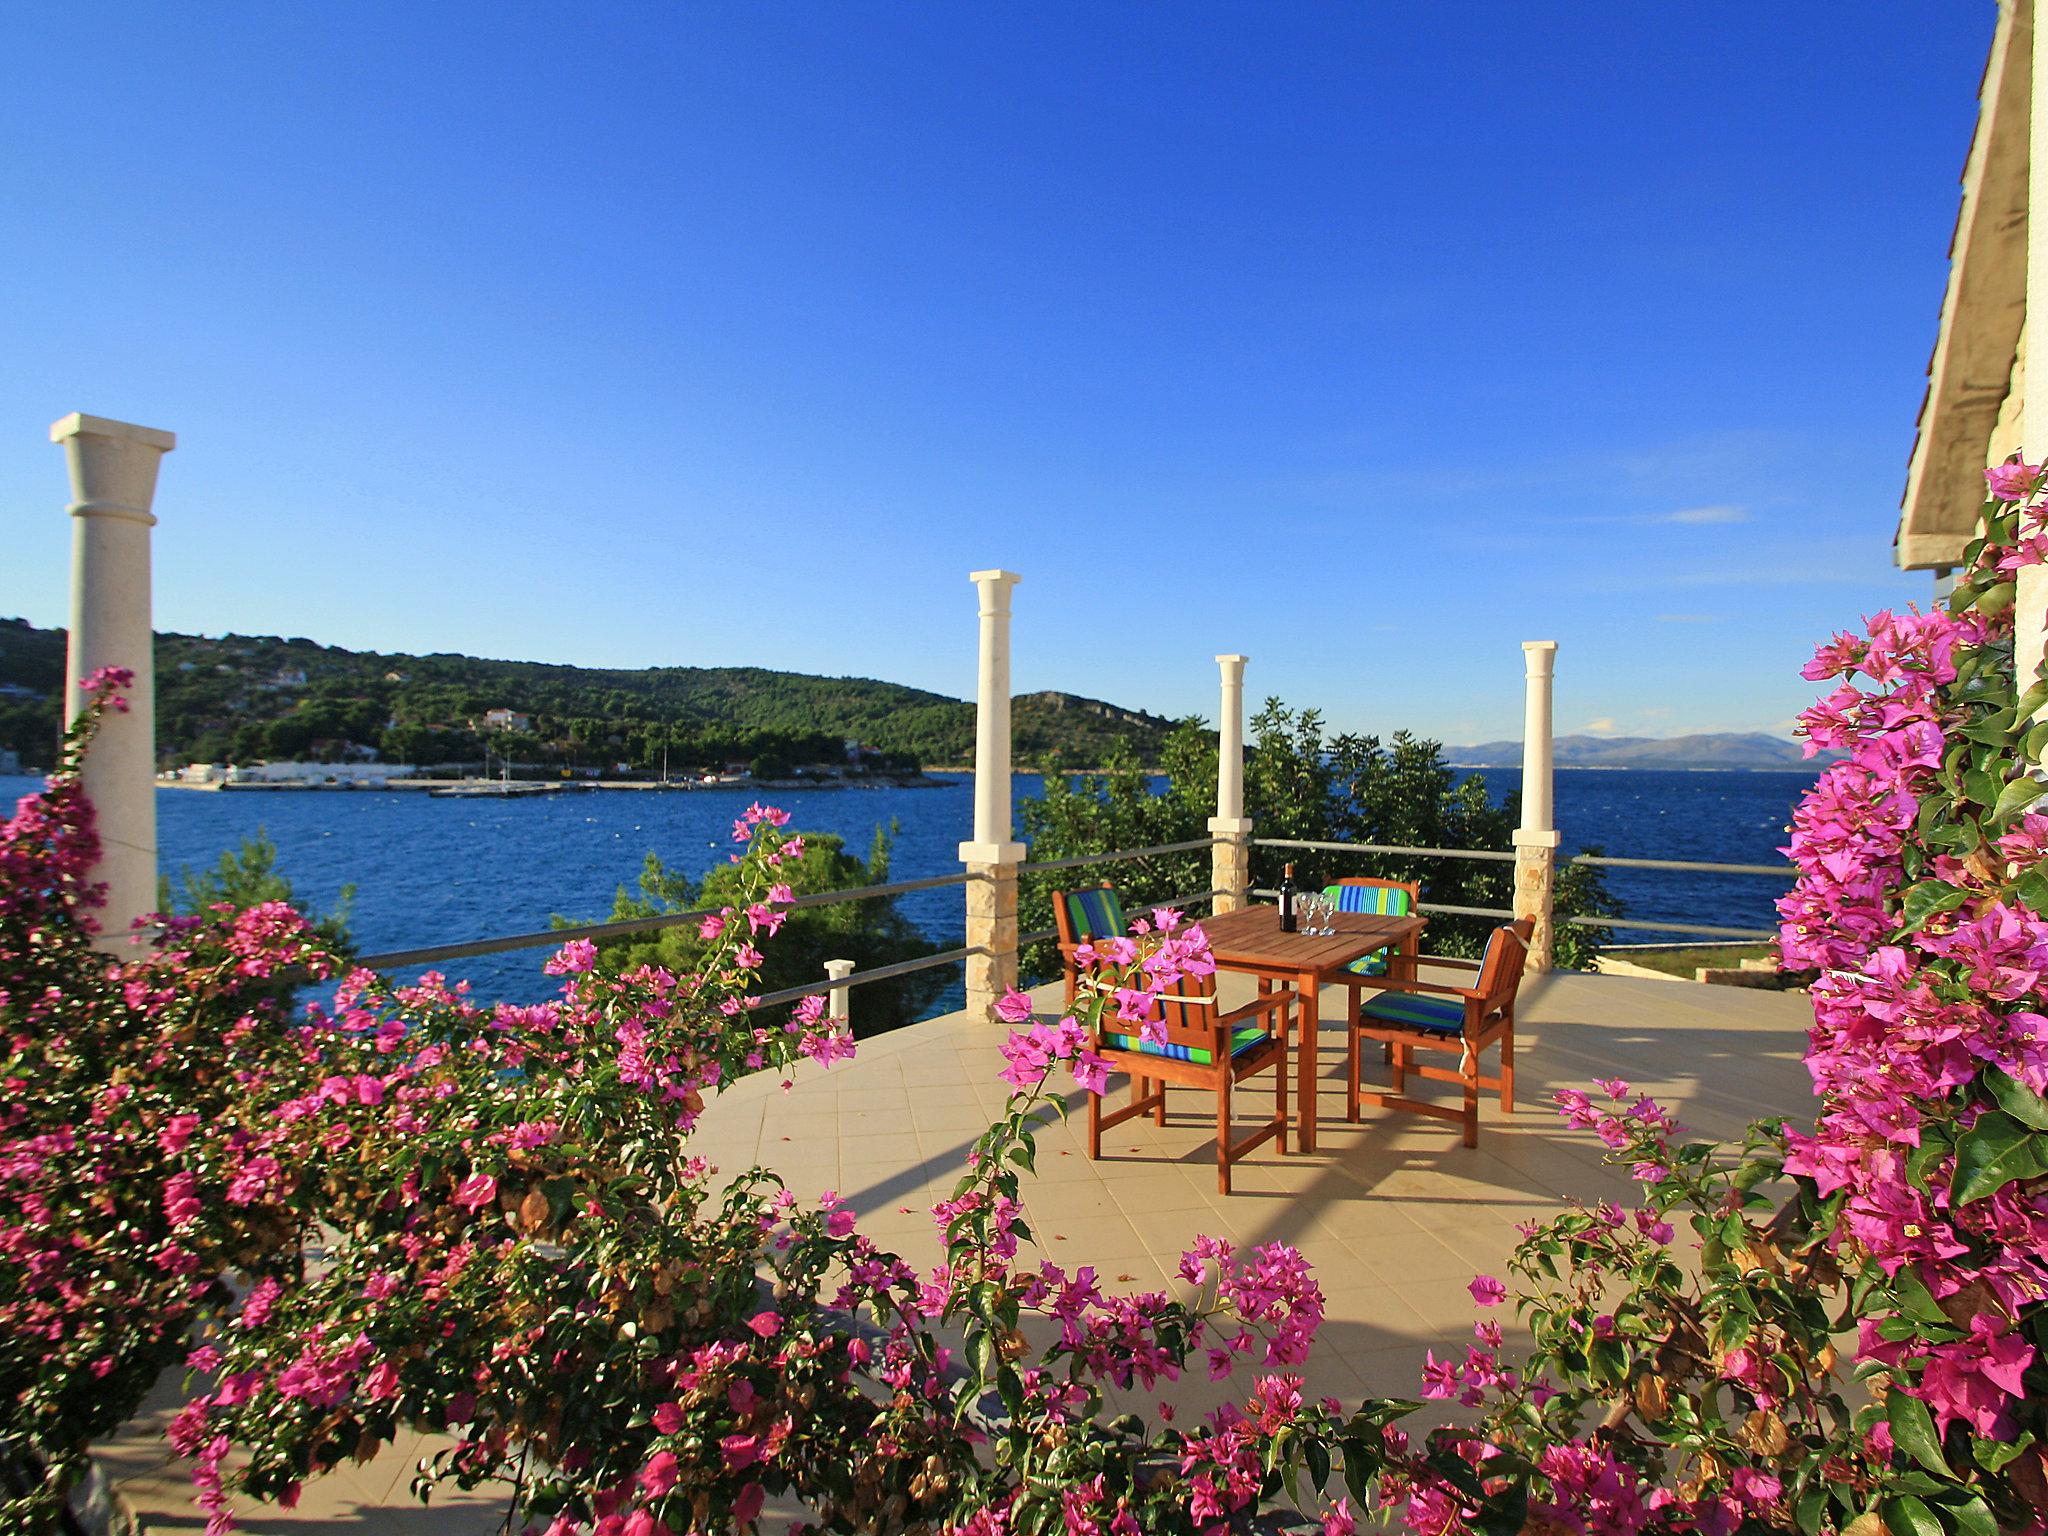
[51,413,176,526]
[1512,827,1561,849]
[968,569,1021,613]
[959,840,1026,866]
[1522,639,1558,673]
[1207,816,1254,836]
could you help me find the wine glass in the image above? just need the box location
[1317,895,1336,936]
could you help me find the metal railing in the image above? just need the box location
[355,870,975,971]
[1252,836,1791,944]
[1017,839,1224,945]
[349,828,1798,1017]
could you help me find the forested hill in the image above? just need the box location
[0,619,1174,774]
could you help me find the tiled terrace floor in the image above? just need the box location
[93,969,1815,1532]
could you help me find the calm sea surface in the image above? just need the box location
[0,768,1816,1013]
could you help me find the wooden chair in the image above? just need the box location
[1347,919,1532,1148]
[1326,876,1423,1086]
[1052,884,1128,1009]
[1086,971,1295,1194]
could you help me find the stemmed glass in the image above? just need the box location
[1315,895,1337,936]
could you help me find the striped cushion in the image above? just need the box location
[1360,992,1466,1034]
[1326,885,1410,977]
[1065,887,1127,942]
[1103,1022,1269,1065]
[1325,883,1411,915]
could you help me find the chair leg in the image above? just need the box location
[1392,1042,1407,1094]
[1153,1073,1167,1126]
[1461,1038,1479,1148]
[1216,1071,1233,1195]
[1346,1023,1360,1124]
[1500,1020,1515,1114]
[1275,1029,1290,1155]
[1089,1080,1103,1159]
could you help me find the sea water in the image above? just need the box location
[0,768,1816,1013]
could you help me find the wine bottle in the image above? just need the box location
[1278,862,1297,932]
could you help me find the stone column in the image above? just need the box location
[960,570,1025,1019]
[1511,641,1560,972]
[1208,653,1253,912]
[824,958,855,1028]
[2021,0,2048,708]
[54,413,176,949]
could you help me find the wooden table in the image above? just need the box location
[1199,904,1427,1154]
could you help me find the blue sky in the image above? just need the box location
[0,4,1987,743]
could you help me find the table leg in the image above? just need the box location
[1297,968,1320,1154]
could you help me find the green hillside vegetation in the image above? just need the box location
[561,825,946,1035]
[0,618,1174,775]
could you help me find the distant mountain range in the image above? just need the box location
[1447,733,1828,771]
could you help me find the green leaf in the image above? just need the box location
[1951,1109,2048,1205]
[2023,719,2048,763]
[1305,1439,1331,1490]
[1942,1494,2000,1536]
[1993,775,2048,827]
[1896,880,1970,934]
[1886,1390,1952,1479]
[1973,1429,2032,1471]
[1984,1066,2048,1130]
[1963,768,2002,808]
[1882,1494,1943,1536]
[2014,863,2048,915]
[1978,580,2017,616]
[1892,1266,1953,1327]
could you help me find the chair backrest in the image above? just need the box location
[1054,885,1127,948]
[1324,877,1418,916]
[1131,967,1227,1057]
[1474,920,1535,1017]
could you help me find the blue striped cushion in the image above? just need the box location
[1066,887,1126,942]
[1360,992,1466,1034]
[1326,885,1409,977]
[1103,1022,1269,1065]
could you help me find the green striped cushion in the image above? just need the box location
[1360,992,1466,1034]
[1103,1022,1269,1065]
[1326,885,1409,977]
[1324,883,1411,915]
[1065,887,1127,942]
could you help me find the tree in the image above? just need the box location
[1019,703,1618,974]
[568,823,947,1035]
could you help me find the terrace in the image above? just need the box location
[33,420,1820,1531]
[86,968,1813,1532]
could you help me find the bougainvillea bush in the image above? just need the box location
[6,467,2048,1534]
[0,672,344,1521]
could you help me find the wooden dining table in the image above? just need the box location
[1198,904,1428,1154]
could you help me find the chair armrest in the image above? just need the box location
[1217,991,1295,1027]
[1411,954,1482,972]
